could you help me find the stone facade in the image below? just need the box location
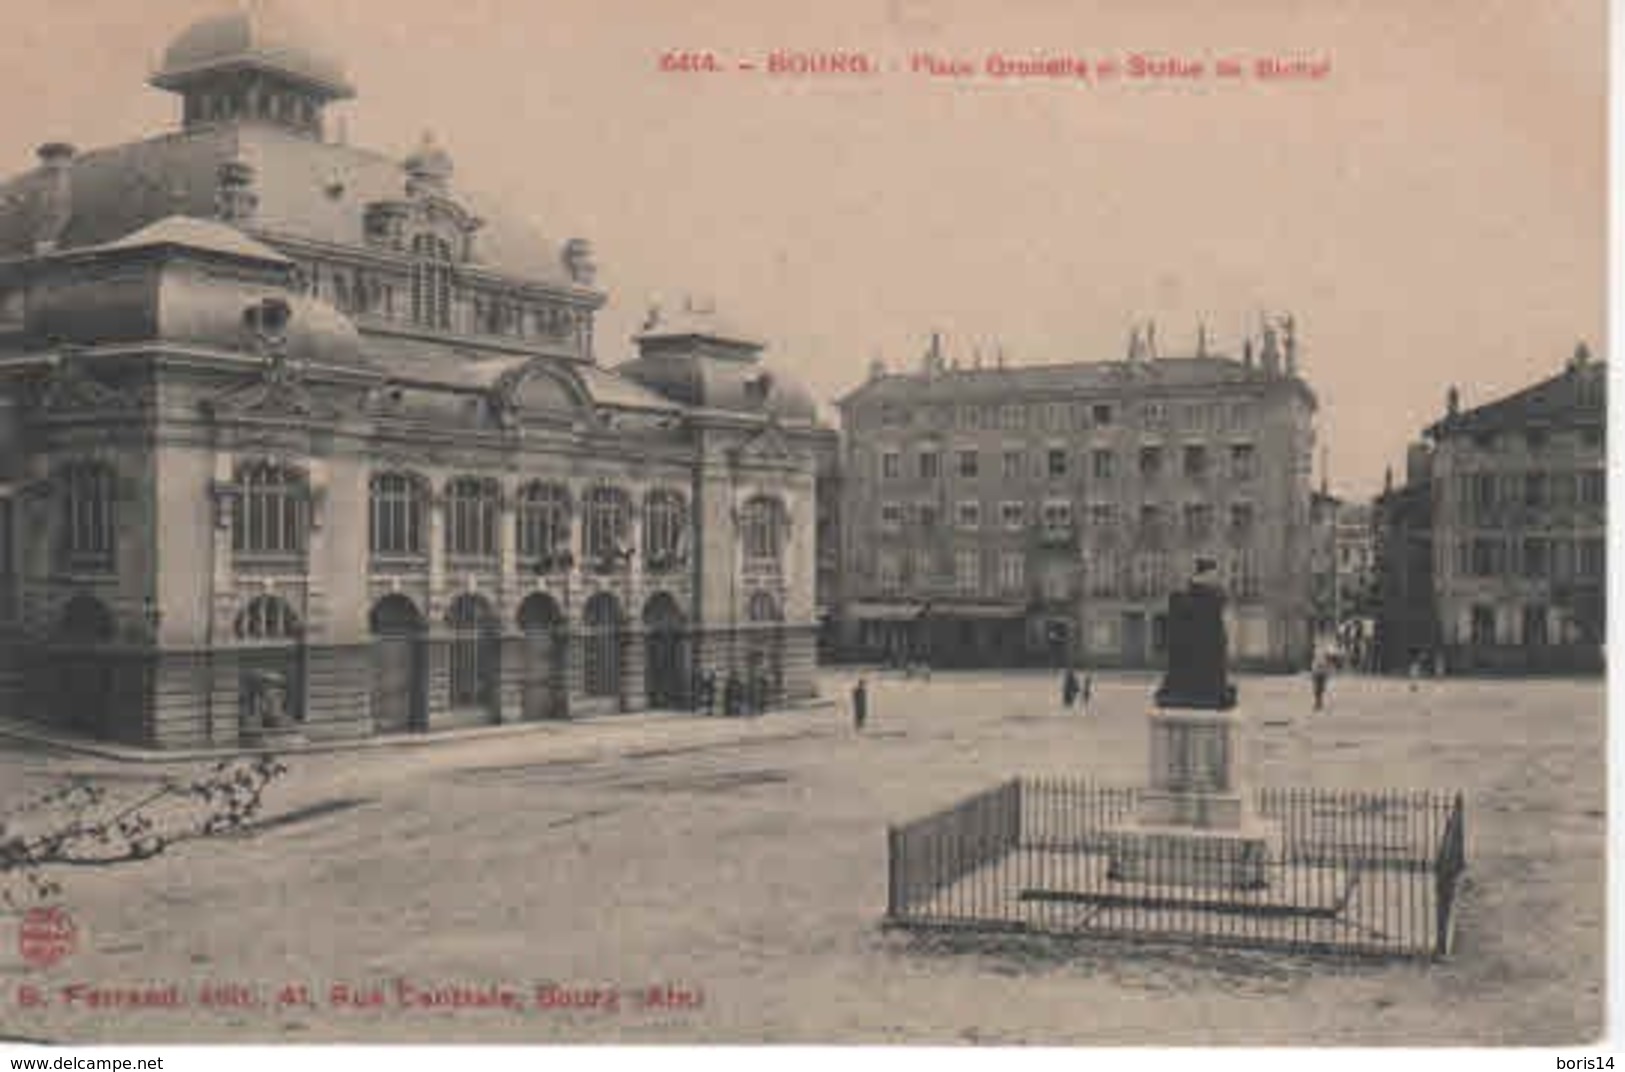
[0,3,825,747]
[833,324,1317,671]
[1415,347,1606,674]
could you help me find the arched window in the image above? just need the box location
[582,593,622,698]
[235,596,302,640]
[58,462,117,571]
[369,472,427,560]
[740,496,787,569]
[445,477,500,560]
[643,490,687,573]
[447,594,498,710]
[517,482,572,567]
[233,462,309,557]
[582,486,631,570]
[411,234,454,329]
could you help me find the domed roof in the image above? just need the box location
[152,1,354,99]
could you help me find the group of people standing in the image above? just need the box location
[1061,666,1094,714]
[693,668,774,718]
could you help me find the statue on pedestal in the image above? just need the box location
[1154,557,1237,711]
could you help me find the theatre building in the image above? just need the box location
[0,3,825,747]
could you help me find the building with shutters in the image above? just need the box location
[1396,344,1606,674]
[833,323,1317,671]
[0,2,828,748]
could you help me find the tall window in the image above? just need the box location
[1047,448,1069,478]
[582,593,623,698]
[1091,450,1115,480]
[999,552,1025,594]
[918,450,940,480]
[643,489,687,572]
[1139,446,1164,479]
[517,482,573,566]
[1003,450,1024,480]
[369,472,426,559]
[957,449,979,478]
[1183,502,1214,540]
[1183,445,1209,479]
[234,462,308,557]
[411,234,453,329]
[955,549,980,596]
[445,477,499,559]
[740,496,788,567]
[447,595,498,709]
[59,462,117,570]
[1230,443,1256,480]
[881,451,900,480]
[877,551,902,595]
[582,486,631,568]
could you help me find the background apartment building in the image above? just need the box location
[834,321,1317,671]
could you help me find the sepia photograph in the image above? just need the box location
[0,0,1609,1054]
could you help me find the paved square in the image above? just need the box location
[0,670,1605,1045]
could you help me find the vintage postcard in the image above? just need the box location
[0,0,1608,1053]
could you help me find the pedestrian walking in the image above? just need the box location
[1310,652,1330,712]
[723,671,743,718]
[1061,667,1080,711]
[852,677,868,732]
[1081,672,1094,715]
[1408,654,1422,693]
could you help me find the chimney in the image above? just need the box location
[33,142,76,253]
[1446,385,1460,418]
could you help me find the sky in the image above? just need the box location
[0,0,1605,498]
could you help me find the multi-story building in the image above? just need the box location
[834,322,1317,670]
[0,3,826,748]
[1422,345,1606,673]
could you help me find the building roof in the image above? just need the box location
[632,302,765,351]
[151,1,355,99]
[0,124,581,288]
[1426,358,1606,438]
[838,355,1308,406]
[360,330,680,413]
[91,213,291,263]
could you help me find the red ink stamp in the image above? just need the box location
[18,906,77,969]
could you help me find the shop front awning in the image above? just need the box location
[926,603,1028,621]
[846,601,928,621]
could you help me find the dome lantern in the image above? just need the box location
[150,0,354,139]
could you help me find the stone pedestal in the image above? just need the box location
[1108,707,1277,889]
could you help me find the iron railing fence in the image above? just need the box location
[886,778,1467,959]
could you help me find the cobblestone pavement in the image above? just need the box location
[0,669,1606,1045]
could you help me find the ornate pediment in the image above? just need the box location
[489,359,594,432]
[200,299,335,423]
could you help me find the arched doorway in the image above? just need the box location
[582,592,623,705]
[517,593,567,720]
[51,595,115,736]
[370,595,426,734]
[745,591,785,713]
[643,592,688,710]
[235,595,306,735]
[446,594,500,721]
